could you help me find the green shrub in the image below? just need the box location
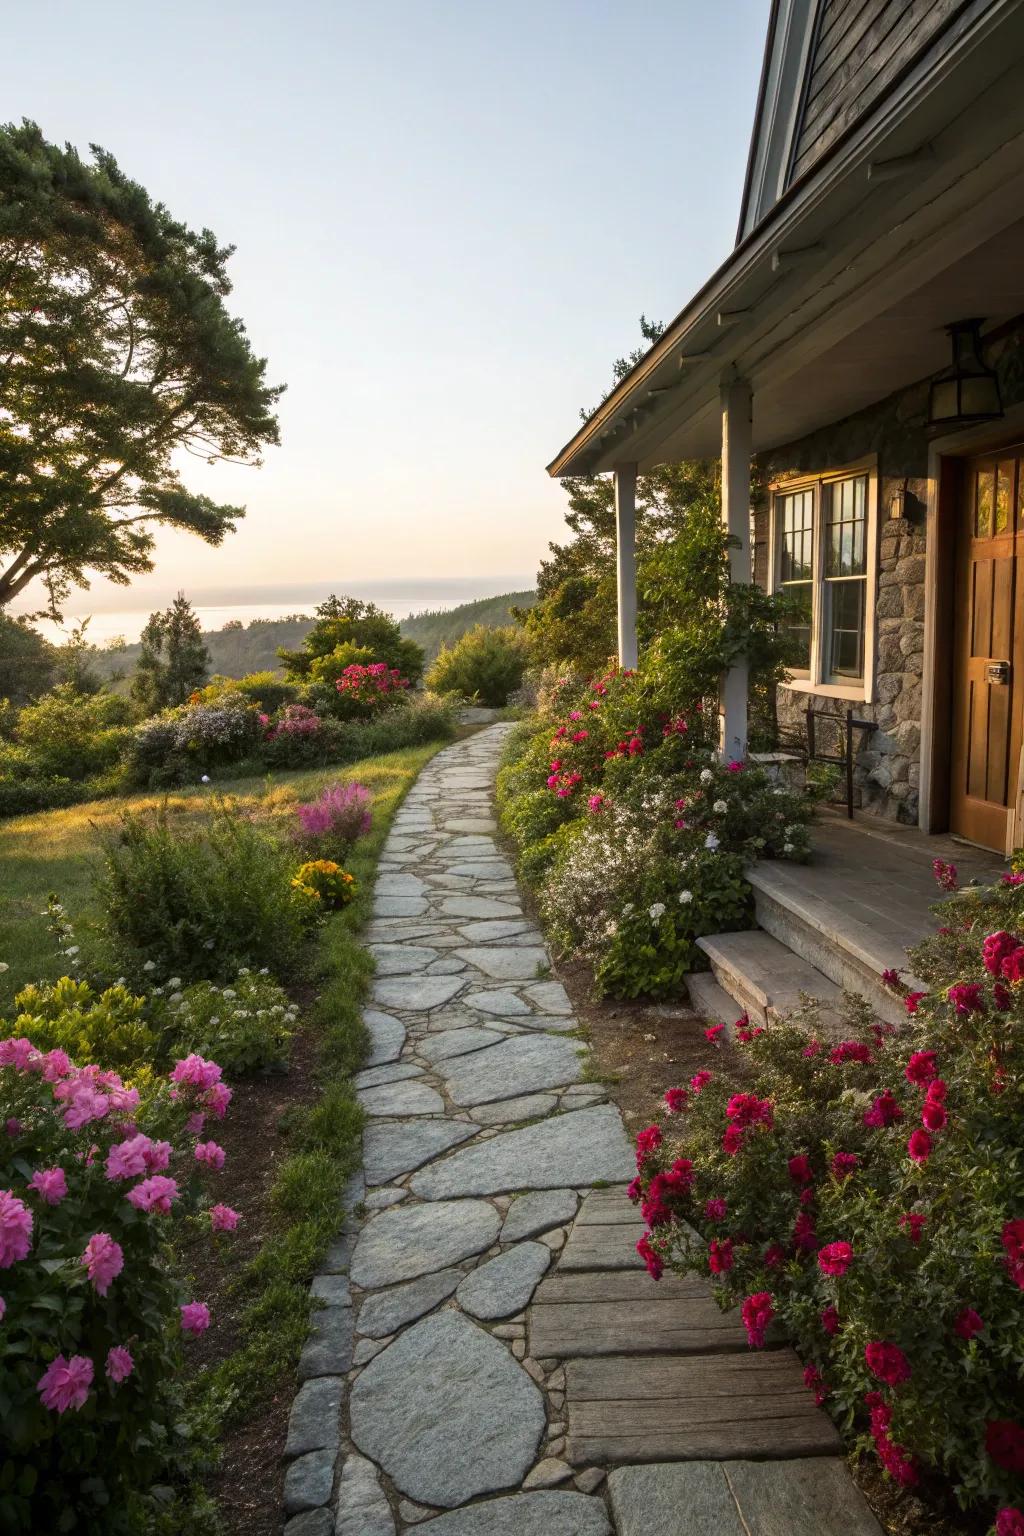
[95,799,307,984]
[160,968,295,1075]
[425,624,530,705]
[198,671,300,715]
[631,877,1024,1523]
[14,685,135,779]
[10,976,158,1073]
[125,694,262,786]
[0,771,82,818]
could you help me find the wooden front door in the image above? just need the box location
[950,450,1024,852]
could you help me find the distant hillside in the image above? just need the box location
[400,590,535,662]
[91,591,536,682]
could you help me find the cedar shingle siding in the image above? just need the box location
[790,0,971,184]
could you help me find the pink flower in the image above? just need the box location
[947,982,984,1015]
[28,1167,67,1206]
[204,1082,232,1118]
[194,1140,226,1171]
[170,1053,222,1091]
[0,1190,33,1267]
[126,1175,178,1214]
[180,1301,211,1335]
[903,991,927,1015]
[880,967,902,989]
[763,1242,786,1270]
[186,1112,206,1136]
[5,1118,21,1138]
[690,1071,712,1093]
[210,1203,240,1232]
[703,1197,727,1221]
[996,1510,1024,1536]
[932,857,958,891]
[817,1241,853,1278]
[904,1050,938,1088]
[37,1354,93,1413]
[921,1098,947,1132]
[792,1209,817,1251]
[954,1307,983,1341]
[803,1363,828,1405]
[820,1304,840,1336]
[907,1129,932,1164]
[106,1134,156,1181]
[787,1154,813,1185]
[704,1023,725,1045]
[0,1037,36,1070]
[722,1125,744,1156]
[830,1152,860,1181]
[801,1038,821,1058]
[626,1176,642,1203]
[81,1233,124,1296]
[587,794,604,814]
[741,1291,774,1349]
[983,930,1020,975]
[663,1088,688,1115]
[865,1340,911,1386]
[635,1126,662,1167]
[1001,1219,1024,1289]
[105,1345,134,1383]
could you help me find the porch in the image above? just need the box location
[688,811,1005,1034]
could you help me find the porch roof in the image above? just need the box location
[547,0,1024,478]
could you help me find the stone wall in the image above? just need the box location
[752,320,1024,826]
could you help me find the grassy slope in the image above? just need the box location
[0,746,440,1013]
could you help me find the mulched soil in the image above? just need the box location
[178,1008,322,1536]
[550,950,979,1536]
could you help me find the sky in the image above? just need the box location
[7,0,769,620]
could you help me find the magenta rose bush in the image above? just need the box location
[0,1034,240,1533]
[629,893,1024,1529]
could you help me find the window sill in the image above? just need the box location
[781,678,871,705]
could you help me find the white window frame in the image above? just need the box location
[767,456,879,704]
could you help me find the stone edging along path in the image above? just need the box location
[279,725,885,1536]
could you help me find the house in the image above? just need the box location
[545,0,1024,1025]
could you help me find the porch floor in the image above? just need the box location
[803,809,1006,951]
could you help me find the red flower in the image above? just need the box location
[788,1154,813,1184]
[1002,1219,1024,1289]
[921,1098,947,1132]
[690,1071,713,1093]
[863,1090,904,1128]
[740,1291,774,1349]
[722,1125,745,1156]
[703,1197,727,1221]
[802,1039,821,1058]
[880,967,902,989]
[803,1363,828,1406]
[817,1241,853,1278]
[907,1129,932,1164]
[626,1176,641,1203]
[899,1212,927,1244]
[829,1040,872,1065]
[726,1093,773,1130]
[830,1152,860,1181]
[946,982,984,1015]
[982,930,1019,975]
[663,1087,688,1115]
[708,1238,733,1274]
[792,1209,816,1252]
[820,1304,840,1336]
[904,991,927,1014]
[954,1307,983,1341]
[905,1051,938,1088]
[636,1235,663,1281]
[865,1341,911,1386]
[704,1023,725,1046]
[932,857,958,891]
[996,1509,1024,1536]
[763,1242,786,1270]
[987,1420,1024,1475]
[635,1125,662,1168]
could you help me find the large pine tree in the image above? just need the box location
[132,594,210,713]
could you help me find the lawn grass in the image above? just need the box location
[0,746,441,1014]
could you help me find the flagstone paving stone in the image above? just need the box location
[362,1118,478,1185]
[350,1199,501,1287]
[283,725,876,1534]
[349,1310,546,1507]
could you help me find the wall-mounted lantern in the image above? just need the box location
[928,319,1003,429]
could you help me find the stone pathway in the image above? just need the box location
[281,726,884,1536]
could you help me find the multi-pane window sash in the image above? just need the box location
[772,471,872,690]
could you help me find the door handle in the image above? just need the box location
[987,660,1012,684]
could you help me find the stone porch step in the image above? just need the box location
[685,971,748,1028]
[695,929,844,1032]
[745,861,915,1027]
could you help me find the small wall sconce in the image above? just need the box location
[928,318,1003,429]
[889,478,909,519]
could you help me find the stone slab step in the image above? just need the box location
[695,929,844,1030]
[565,1352,842,1465]
[685,971,748,1028]
[530,1270,748,1358]
[607,1458,884,1536]
[746,861,918,1027]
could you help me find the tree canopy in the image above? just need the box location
[0,120,284,617]
[132,593,210,713]
[277,595,424,685]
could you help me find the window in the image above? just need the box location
[770,465,876,697]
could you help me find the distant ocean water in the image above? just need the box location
[25,577,535,646]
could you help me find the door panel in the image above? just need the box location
[950,451,1024,851]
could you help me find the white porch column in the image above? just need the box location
[614,460,639,670]
[719,376,752,760]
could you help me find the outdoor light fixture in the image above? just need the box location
[928,319,1003,429]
